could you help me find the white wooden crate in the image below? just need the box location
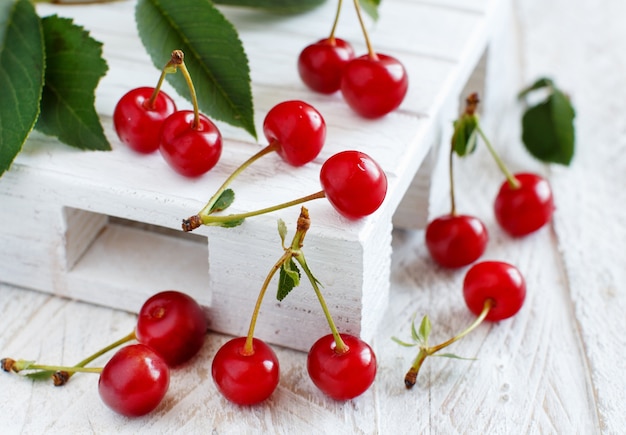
[0,0,510,351]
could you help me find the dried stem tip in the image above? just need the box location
[182,215,202,232]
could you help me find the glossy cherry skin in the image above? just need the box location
[320,150,387,219]
[135,290,207,367]
[340,53,408,118]
[113,87,177,154]
[98,344,170,417]
[160,110,223,177]
[211,337,280,405]
[425,214,489,268]
[463,261,526,321]
[298,37,355,94]
[494,172,555,237]
[307,333,377,400]
[263,100,326,166]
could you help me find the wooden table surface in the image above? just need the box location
[1,0,625,433]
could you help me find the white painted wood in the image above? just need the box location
[0,0,507,351]
[0,0,624,432]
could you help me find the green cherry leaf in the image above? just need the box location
[35,15,110,152]
[517,77,554,100]
[391,336,417,348]
[432,353,477,361]
[359,0,381,21]
[277,258,301,301]
[24,370,55,381]
[214,216,245,228]
[452,114,478,157]
[209,188,236,214]
[213,0,326,14]
[520,88,576,165]
[0,0,45,177]
[136,0,256,139]
[417,315,432,344]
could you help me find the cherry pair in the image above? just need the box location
[297,0,408,118]
[211,208,377,405]
[2,290,208,417]
[425,93,555,269]
[113,50,222,178]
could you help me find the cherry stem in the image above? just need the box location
[476,125,520,189]
[197,142,280,218]
[55,330,136,385]
[328,0,343,41]
[5,359,103,375]
[169,49,201,130]
[404,299,493,388]
[196,190,327,227]
[353,0,378,59]
[448,144,457,216]
[242,251,291,356]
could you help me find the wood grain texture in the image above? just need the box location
[0,0,624,433]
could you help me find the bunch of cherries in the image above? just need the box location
[113,50,222,178]
[2,290,208,417]
[425,93,555,269]
[297,0,408,118]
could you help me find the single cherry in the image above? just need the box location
[425,214,488,268]
[340,53,408,118]
[113,87,177,154]
[98,344,170,417]
[307,333,377,400]
[463,261,526,321]
[320,150,387,219]
[211,337,280,405]
[494,172,554,237]
[135,290,207,367]
[298,38,355,94]
[160,110,222,177]
[262,100,326,166]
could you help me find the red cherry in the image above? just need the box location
[263,100,326,167]
[425,214,488,268]
[160,110,223,177]
[113,87,177,154]
[135,290,207,367]
[494,173,554,237]
[298,38,355,94]
[211,337,280,405]
[320,150,387,219]
[98,344,170,417]
[340,53,408,118]
[463,261,526,321]
[307,333,377,400]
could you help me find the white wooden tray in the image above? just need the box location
[0,0,508,351]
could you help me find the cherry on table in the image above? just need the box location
[98,344,170,417]
[320,150,387,219]
[494,172,555,237]
[135,290,207,367]
[463,261,526,321]
[340,53,408,118]
[298,37,355,94]
[262,100,326,167]
[425,214,488,268]
[307,333,377,400]
[211,337,280,405]
[159,110,223,177]
[113,87,177,154]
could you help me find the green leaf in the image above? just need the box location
[451,114,478,157]
[214,216,245,228]
[417,315,431,344]
[136,0,256,139]
[517,76,554,100]
[391,336,417,347]
[35,15,110,151]
[0,0,45,177]
[432,353,476,361]
[277,218,288,246]
[213,0,326,14]
[521,89,575,165]
[209,188,235,213]
[359,0,381,21]
[277,258,300,301]
[24,370,55,381]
